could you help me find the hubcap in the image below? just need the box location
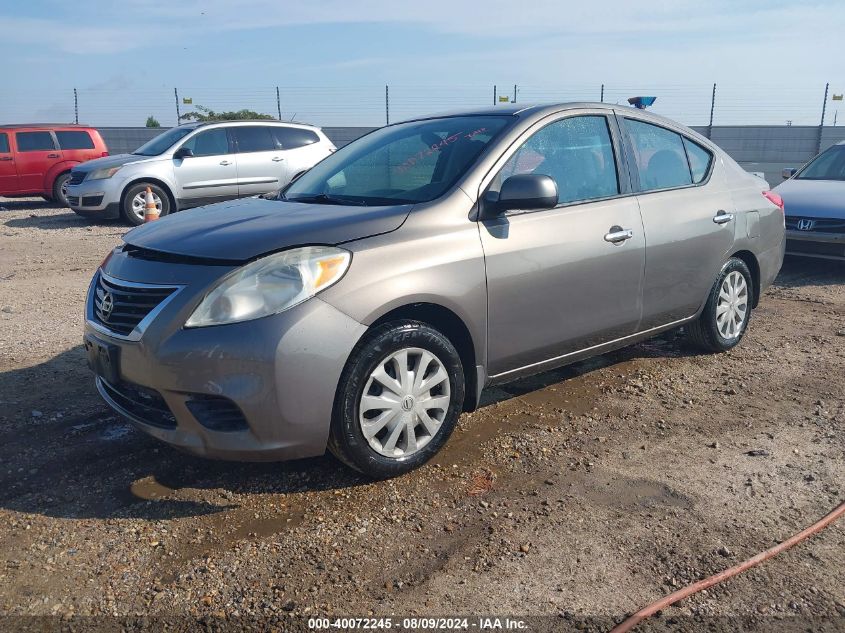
[358,347,451,458]
[716,270,748,339]
[131,191,162,220]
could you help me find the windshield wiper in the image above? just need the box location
[287,193,368,206]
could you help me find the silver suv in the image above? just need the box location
[84,103,785,478]
[67,120,335,225]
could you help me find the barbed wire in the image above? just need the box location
[2,83,839,128]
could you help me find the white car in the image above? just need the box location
[66,120,336,225]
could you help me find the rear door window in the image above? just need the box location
[16,131,56,152]
[0,133,9,153]
[271,127,320,149]
[56,130,95,150]
[233,126,276,153]
[682,137,713,183]
[625,119,692,191]
[181,128,231,156]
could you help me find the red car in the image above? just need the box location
[0,124,108,207]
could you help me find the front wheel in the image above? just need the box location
[329,321,465,479]
[52,172,71,207]
[121,183,170,226]
[686,258,753,353]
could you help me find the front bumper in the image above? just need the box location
[84,257,367,461]
[67,179,121,219]
[785,230,845,260]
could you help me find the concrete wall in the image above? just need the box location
[100,124,845,187]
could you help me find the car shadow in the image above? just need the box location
[0,198,64,211]
[775,255,845,287]
[0,331,701,523]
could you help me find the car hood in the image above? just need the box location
[123,197,413,261]
[72,153,156,173]
[774,178,845,219]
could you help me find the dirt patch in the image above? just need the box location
[1,200,843,629]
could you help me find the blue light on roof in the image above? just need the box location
[628,96,657,109]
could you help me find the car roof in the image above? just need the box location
[185,120,321,131]
[0,123,97,130]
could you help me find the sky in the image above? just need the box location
[2,0,844,127]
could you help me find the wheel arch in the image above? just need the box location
[369,302,480,412]
[730,250,761,307]
[120,177,177,213]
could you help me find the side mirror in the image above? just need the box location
[481,174,558,218]
[174,147,194,160]
[782,167,797,180]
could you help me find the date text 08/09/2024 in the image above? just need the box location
[307,617,528,630]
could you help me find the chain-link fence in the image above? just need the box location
[3,83,840,130]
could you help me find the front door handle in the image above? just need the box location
[604,227,634,244]
[47,153,60,158]
[713,210,734,224]
[0,156,12,162]
[271,157,285,162]
[219,160,233,166]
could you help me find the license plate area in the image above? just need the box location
[84,334,120,384]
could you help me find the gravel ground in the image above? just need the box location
[0,198,843,631]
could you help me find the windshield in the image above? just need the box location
[797,145,845,181]
[284,116,511,205]
[133,127,195,156]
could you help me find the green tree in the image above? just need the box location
[178,105,275,122]
[145,116,161,128]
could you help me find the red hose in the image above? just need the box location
[611,500,845,633]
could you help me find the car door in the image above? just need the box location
[270,126,325,185]
[54,129,98,164]
[232,125,288,195]
[479,113,646,377]
[620,116,736,329]
[172,127,239,206]
[0,132,18,193]
[14,130,63,193]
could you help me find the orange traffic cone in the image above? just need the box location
[144,186,160,223]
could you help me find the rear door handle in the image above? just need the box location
[219,160,233,166]
[604,227,634,244]
[713,211,734,224]
[271,157,285,162]
[0,156,12,162]
[47,153,60,158]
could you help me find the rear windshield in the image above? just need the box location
[133,127,194,156]
[797,145,845,181]
[285,115,511,205]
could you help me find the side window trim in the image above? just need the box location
[618,116,715,194]
[15,130,58,152]
[478,110,629,217]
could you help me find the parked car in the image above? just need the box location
[84,103,785,478]
[0,124,108,207]
[775,141,845,260]
[66,120,336,225]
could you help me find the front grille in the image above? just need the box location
[93,273,177,336]
[186,395,249,432]
[785,216,845,233]
[82,194,104,207]
[99,379,177,429]
[786,239,845,258]
[68,171,86,185]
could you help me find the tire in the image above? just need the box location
[121,183,170,226]
[52,172,71,208]
[328,321,465,479]
[686,258,753,353]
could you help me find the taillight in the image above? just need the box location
[101,151,109,157]
[762,190,784,211]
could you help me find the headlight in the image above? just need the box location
[87,166,122,181]
[185,246,351,328]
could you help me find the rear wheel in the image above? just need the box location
[121,183,170,226]
[686,258,753,353]
[52,172,71,207]
[328,321,465,479]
